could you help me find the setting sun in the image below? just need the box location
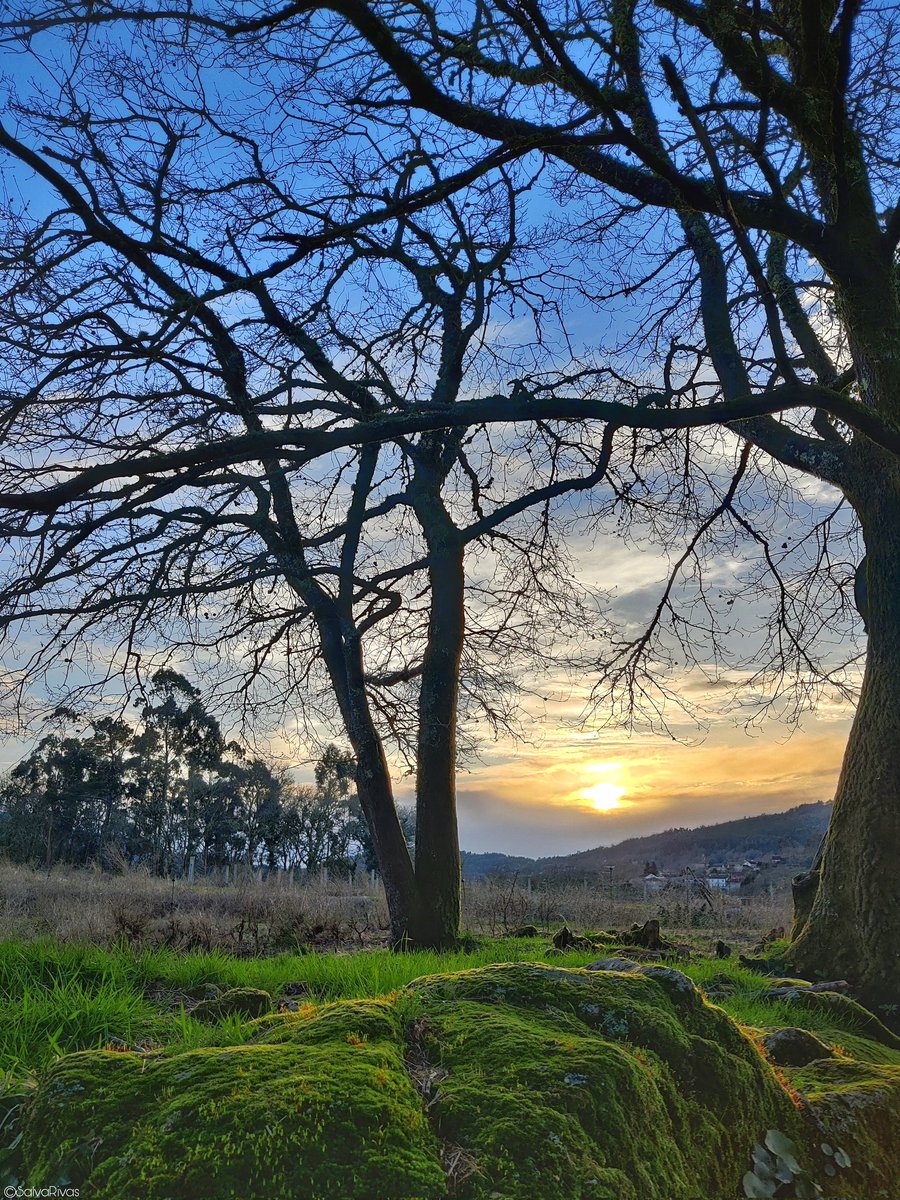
[580,780,626,812]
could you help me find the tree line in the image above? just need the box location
[0,670,410,877]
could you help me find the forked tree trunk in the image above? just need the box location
[330,629,422,946]
[787,458,900,1009]
[264,448,423,942]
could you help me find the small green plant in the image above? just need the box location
[819,1141,852,1178]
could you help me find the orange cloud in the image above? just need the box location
[454,722,848,855]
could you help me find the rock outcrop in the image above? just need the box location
[17,962,900,1199]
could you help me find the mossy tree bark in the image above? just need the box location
[787,453,900,1006]
[783,216,900,1005]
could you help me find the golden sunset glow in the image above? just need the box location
[577,763,628,812]
[581,780,626,811]
[448,721,849,857]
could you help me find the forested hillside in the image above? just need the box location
[461,803,831,879]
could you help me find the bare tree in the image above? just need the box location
[0,38,611,945]
[1,3,899,997]
[203,0,899,1002]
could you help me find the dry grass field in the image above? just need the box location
[0,860,791,954]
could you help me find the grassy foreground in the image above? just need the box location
[0,937,609,1073]
[1,936,898,1198]
[0,934,887,1075]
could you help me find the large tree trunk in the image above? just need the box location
[787,455,900,1009]
[409,486,465,948]
[325,620,422,945]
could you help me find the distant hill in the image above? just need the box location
[461,802,831,880]
[459,851,541,877]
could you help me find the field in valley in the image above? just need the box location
[0,860,791,954]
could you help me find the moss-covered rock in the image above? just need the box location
[22,1000,446,1199]
[19,962,893,1200]
[190,987,272,1021]
[402,963,802,1199]
[770,989,900,1050]
[585,956,639,972]
[746,975,900,1196]
[761,1027,836,1067]
[788,1058,900,1199]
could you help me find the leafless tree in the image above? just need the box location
[1,3,899,999]
[0,39,618,944]
[229,0,898,1003]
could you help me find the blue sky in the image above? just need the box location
[0,7,864,856]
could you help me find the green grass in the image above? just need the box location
[0,937,604,1074]
[1,936,892,1080]
[0,935,605,999]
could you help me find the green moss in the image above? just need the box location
[820,1031,900,1067]
[249,997,400,1046]
[189,988,271,1022]
[21,962,891,1200]
[787,1058,900,1199]
[402,964,801,1199]
[769,990,900,1049]
[23,1002,446,1200]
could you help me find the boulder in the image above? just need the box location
[789,1058,900,1200]
[761,1028,836,1067]
[24,1000,441,1200]
[617,919,672,950]
[190,987,272,1021]
[18,962,899,1200]
[551,924,576,949]
[550,925,596,950]
[23,964,803,1200]
[766,989,900,1050]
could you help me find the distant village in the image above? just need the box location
[459,803,829,887]
[637,854,787,897]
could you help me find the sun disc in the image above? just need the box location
[581,781,626,811]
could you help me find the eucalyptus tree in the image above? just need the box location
[134,670,225,871]
[0,685,319,872]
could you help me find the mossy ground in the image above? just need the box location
[23,1002,445,1200]
[401,964,801,1200]
[2,941,897,1199]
